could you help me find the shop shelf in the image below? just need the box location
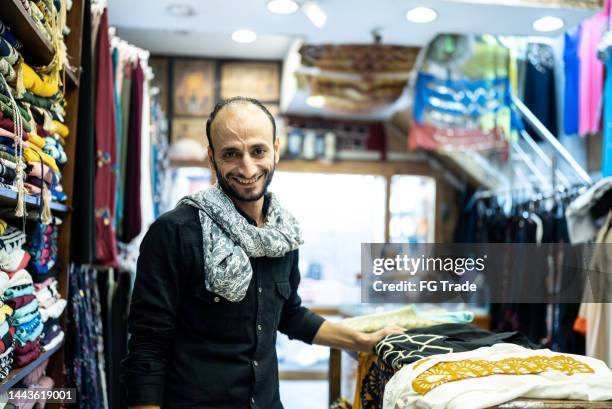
[0,186,69,213]
[2,0,55,65]
[0,340,63,393]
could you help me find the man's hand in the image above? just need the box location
[312,321,405,353]
[358,325,405,353]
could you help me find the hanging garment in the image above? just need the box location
[579,10,608,136]
[603,51,612,177]
[71,0,96,264]
[94,9,119,266]
[564,27,582,135]
[575,210,612,368]
[565,177,612,243]
[353,353,395,409]
[120,59,143,243]
[524,42,558,138]
[116,61,133,238]
[410,72,515,151]
[382,343,612,409]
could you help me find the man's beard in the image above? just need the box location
[213,160,275,202]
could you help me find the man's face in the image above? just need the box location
[208,103,279,202]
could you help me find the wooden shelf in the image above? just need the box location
[0,340,63,393]
[0,186,69,213]
[64,65,80,88]
[1,0,54,66]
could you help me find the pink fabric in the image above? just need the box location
[33,277,55,291]
[578,4,609,136]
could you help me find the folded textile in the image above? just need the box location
[27,133,46,150]
[27,161,57,185]
[0,270,8,293]
[30,263,58,284]
[13,346,40,367]
[0,227,26,253]
[50,120,68,138]
[14,339,39,355]
[5,294,36,310]
[24,146,59,174]
[39,298,65,322]
[41,330,62,352]
[12,298,38,318]
[21,63,59,98]
[0,37,19,65]
[342,306,474,333]
[375,324,538,370]
[0,326,13,354]
[383,343,612,409]
[0,19,23,50]
[4,285,34,300]
[14,314,42,346]
[6,269,33,288]
[0,304,13,325]
[0,321,9,339]
[0,346,14,379]
[2,250,31,274]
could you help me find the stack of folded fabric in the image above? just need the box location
[0,222,31,275]
[4,269,43,368]
[0,0,73,214]
[34,277,65,351]
[25,221,59,283]
[0,271,15,380]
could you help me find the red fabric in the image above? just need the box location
[121,60,143,242]
[94,9,118,266]
[6,294,36,310]
[0,113,28,140]
[408,123,508,152]
[14,347,41,367]
[6,252,31,274]
[36,124,48,137]
[15,339,40,355]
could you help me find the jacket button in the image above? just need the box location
[258,287,262,293]
[257,324,262,331]
[214,296,220,303]
[253,360,258,367]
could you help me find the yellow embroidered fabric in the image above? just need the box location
[21,63,59,98]
[51,120,69,138]
[0,219,7,235]
[412,355,594,395]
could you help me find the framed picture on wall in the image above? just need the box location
[172,59,215,117]
[220,62,280,101]
[171,117,209,148]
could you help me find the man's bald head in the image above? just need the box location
[206,96,276,151]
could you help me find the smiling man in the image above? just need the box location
[122,97,403,409]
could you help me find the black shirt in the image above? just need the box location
[121,203,325,409]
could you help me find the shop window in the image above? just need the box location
[270,171,386,305]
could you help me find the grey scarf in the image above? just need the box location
[178,184,303,302]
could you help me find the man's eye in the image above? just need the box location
[223,151,237,159]
[253,148,265,156]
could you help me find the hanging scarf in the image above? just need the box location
[178,184,303,302]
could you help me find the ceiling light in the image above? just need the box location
[405,7,437,24]
[231,29,257,43]
[533,16,564,32]
[303,1,327,28]
[166,4,196,17]
[306,95,326,108]
[267,0,299,14]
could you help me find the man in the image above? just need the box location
[122,97,403,409]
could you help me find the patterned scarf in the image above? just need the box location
[178,184,303,302]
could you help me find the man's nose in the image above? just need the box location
[239,154,258,178]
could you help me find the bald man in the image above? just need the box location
[122,97,403,409]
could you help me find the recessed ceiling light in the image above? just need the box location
[303,1,327,28]
[166,4,196,17]
[533,16,564,32]
[306,95,326,108]
[232,29,257,43]
[267,0,299,14]
[405,7,437,24]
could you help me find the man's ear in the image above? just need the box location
[273,136,280,165]
[207,145,215,169]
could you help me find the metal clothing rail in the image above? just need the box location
[512,96,592,185]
